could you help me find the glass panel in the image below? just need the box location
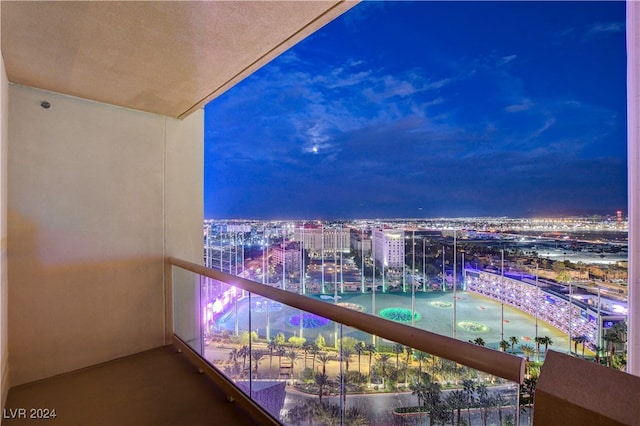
[252,300,339,422]
[331,327,520,426]
[199,277,251,396]
[172,267,202,355]
[172,264,525,425]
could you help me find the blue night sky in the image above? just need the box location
[204,1,626,220]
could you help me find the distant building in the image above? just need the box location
[293,224,350,256]
[350,229,371,256]
[271,242,302,273]
[373,228,405,269]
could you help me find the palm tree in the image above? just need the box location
[309,342,320,369]
[267,338,278,377]
[317,352,335,376]
[341,346,354,371]
[315,373,329,402]
[276,345,287,372]
[286,350,300,381]
[462,379,475,426]
[494,392,506,426]
[404,346,413,383]
[603,324,627,367]
[509,336,519,354]
[572,335,588,358]
[355,341,366,374]
[472,337,486,346]
[499,339,510,352]
[336,373,353,407]
[238,345,250,375]
[519,344,535,362]
[376,353,391,389]
[414,351,428,377]
[477,383,492,426]
[541,336,553,354]
[301,340,315,370]
[446,389,466,426]
[534,336,544,361]
[228,348,240,376]
[410,379,426,408]
[365,343,376,382]
[251,350,267,379]
[393,343,404,369]
[422,373,442,426]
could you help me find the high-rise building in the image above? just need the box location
[293,224,350,256]
[271,242,302,273]
[373,228,405,269]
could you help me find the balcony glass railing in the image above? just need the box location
[170,257,526,425]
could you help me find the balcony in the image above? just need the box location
[2,258,638,425]
[0,1,639,425]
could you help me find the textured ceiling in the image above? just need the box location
[1,1,356,118]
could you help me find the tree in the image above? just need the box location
[267,339,278,378]
[302,341,318,370]
[499,339,510,352]
[228,348,240,377]
[534,336,544,361]
[341,346,354,371]
[288,335,306,347]
[541,336,553,354]
[446,389,466,426]
[509,336,519,354]
[238,345,250,374]
[286,350,300,381]
[355,341,366,374]
[494,392,506,426]
[317,352,335,376]
[604,322,626,367]
[365,343,377,384]
[519,344,535,362]
[520,376,538,426]
[421,373,443,426]
[393,343,404,369]
[316,333,326,349]
[462,379,476,426]
[251,350,267,379]
[572,335,588,358]
[404,346,413,383]
[375,353,391,389]
[276,345,287,372]
[472,337,486,347]
[315,373,329,402]
[309,342,320,370]
[414,351,428,377]
[477,384,492,426]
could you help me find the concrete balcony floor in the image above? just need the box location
[4,346,257,425]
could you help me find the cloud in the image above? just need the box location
[588,22,624,34]
[583,22,625,40]
[498,55,517,66]
[504,99,534,113]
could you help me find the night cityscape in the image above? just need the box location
[198,216,628,425]
[198,2,630,424]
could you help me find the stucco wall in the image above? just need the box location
[1,29,10,409]
[7,84,202,385]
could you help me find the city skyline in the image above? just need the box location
[204,1,626,220]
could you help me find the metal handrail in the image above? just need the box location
[168,257,525,383]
